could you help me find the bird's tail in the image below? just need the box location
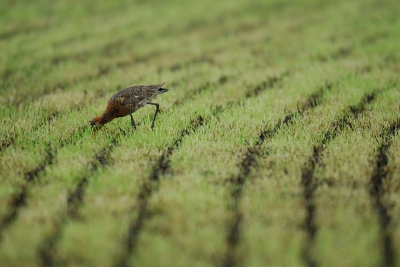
[157,88,169,94]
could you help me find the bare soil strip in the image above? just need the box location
[37,82,223,266]
[0,73,225,243]
[2,76,215,156]
[369,118,400,267]
[114,70,293,267]
[300,92,377,267]
[245,71,290,98]
[222,82,331,267]
[66,141,118,220]
[38,137,120,267]
[0,126,92,242]
[6,48,218,106]
[0,134,16,155]
[1,32,151,88]
[0,24,49,40]
[317,46,353,62]
[39,70,290,266]
[173,75,229,106]
[1,111,60,155]
[166,56,215,72]
[0,147,54,242]
[115,114,209,267]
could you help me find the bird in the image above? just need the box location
[90,83,169,130]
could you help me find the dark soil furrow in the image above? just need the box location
[3,70,209,153]
[245,71,290,98]
[6,51,160,106]
[173,75,230,106]
[117,70,294,267]
[50,36,141,67]
[1,112,60,154]
[33,112,61,131]
[2,0,274,81]
[66,146,114,219]
[361,31,389,45]
[316,45,355,62]
[368,118,400,267]
[38,137,120,267]
[165,56,215,73]
[0,125,92,244]
[7,49,219,107]
[0,126,93,240]
[2,67,217,154]
[300,91,377,267]
[260,82,333,143]
[115,114,207,267]
[1,32,147,88]
[223,83,330,267]
[3,15,223,85]
[0,133,17,154]
[0,23,49,40]
[0,147,54,242]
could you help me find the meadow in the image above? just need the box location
[1,0,400,266]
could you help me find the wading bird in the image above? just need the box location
[90,83,168,130]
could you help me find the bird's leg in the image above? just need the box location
[146,102,160,129]
[130,114,137,130]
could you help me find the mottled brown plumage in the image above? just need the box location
[90,83,168,130]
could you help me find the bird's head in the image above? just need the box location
[90,116,105,130]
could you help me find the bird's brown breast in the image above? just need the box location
[106,99,138,118]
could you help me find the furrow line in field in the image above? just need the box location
[300,91,377,267]
[368,118,400,267]
[0,111,60,155]
[114,69,292,267]
[115,110,217,267]
[4,35,208,93]
[0,133,16,155]
[0,146,54,242]
[1,1,268,82]
[4,21,166,81]
[245,71,291,98]
[3,9,225,81]
[5,49,218,106]
[316,46,353,63]
[0,23,49,41]
[161,55,215,73]
[2,70,219,156]
[0,75,225,222]
[361,31,389,45]
[332,46,353,60]
[222,82,330,267]
[173,75,230,106]
[2,49,149,105]
[38,135,121,267]
[0,125,93,242]
[49,38,139,67]
[318,28,393,63]
[66,139,119,219]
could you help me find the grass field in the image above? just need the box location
[1,0,400,266]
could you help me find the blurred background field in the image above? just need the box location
[0,0,399,266]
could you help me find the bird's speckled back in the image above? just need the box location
[110,83,165,106]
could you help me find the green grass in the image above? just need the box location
[1,0,400,266]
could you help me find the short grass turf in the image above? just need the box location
[1,0,400,266]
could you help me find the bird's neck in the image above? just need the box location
[101,111,116,123]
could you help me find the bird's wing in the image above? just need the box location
[129,83,165,99]
[111,83,165,106]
